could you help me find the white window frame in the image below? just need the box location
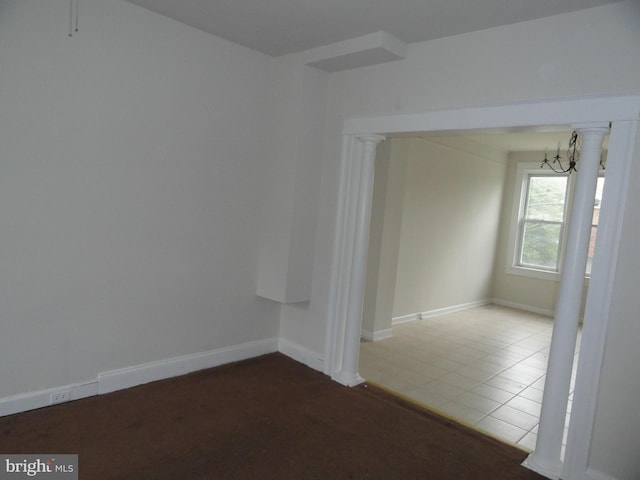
[506,162,569,280]
[506,161,603,281]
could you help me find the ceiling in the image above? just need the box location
[432,131,575,153]
[126,0,621,56]
[415,129,609,154]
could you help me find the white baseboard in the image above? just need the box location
[98,337,278,394]
[392,299,492,325]
[0,337,279,417]
[522,458,619,480]
[360,328,393,342]
[492,298,554,317]
[522,455,561,480]
[420,299,492,320]
[278,338,324,372]
[391,312,420,325]
[0,381,99,418]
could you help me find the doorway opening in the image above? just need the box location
[324,95,639,479]
[358,130,597,451]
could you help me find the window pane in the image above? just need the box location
[520,221,562,269]
[525,176,568,222]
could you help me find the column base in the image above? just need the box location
[523,453,562,480]
[332,370,365,387]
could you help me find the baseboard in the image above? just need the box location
[360,328,393,342]
[492,298,554,317]
[0,381,99,418]
[98,337,279,394]
[391,313,419,325]
[392,299,492,325]
[0,337,279,417]
[523,449,620,480]
[522,455,561,480]
[278,338,324,372]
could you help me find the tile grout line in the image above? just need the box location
[359,305,579,450]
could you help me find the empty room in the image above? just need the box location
[1,1,639,479]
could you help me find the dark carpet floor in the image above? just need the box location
[0,353,544,479]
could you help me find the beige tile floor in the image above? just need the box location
[358,304,580,453]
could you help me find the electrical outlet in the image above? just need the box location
[50,391,70,405]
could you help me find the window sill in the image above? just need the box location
[505,265,560,282]
[505,265,591,283]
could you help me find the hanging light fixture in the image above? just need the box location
[540,131,580,173]
[541,131,606,173]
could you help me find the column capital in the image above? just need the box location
[571,122,610,135]
[355,134,386,145]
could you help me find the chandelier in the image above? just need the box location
[541,131,606,173]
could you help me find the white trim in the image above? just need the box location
[326,94,640,480]
[391,313,420,325]
[492,298,554,318]
[98,338,278,394]
[562,120,638,480]
[0,381,98,418]
[0,337,279,417]
[505,161,605,283]
[360,328,393,342]
[278,338,325,372]
[521,458,561,480]
[418,299,492,320]
[391,300,493,326]
[323,134,358,377]
[330,134,385,388]
[505,266,561,282]
[343,94,640,135]
[505,162,569,281]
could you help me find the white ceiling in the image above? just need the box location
[125,0,621,56]
[433,131,575,153]
[421,130,610,154]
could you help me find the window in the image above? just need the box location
[519,174,569,271]
[507,163,604,280]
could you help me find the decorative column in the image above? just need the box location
[526,124,609,478]
[334,134,385,386]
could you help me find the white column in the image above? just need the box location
[334,134,385,386]
[526,125,609,478]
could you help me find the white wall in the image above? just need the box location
[367,144,588,334]
[256,59,327,303]
[0,0,280,398]
[275,1,640,477]
[363,135,506,334]
[391,137,506,318]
